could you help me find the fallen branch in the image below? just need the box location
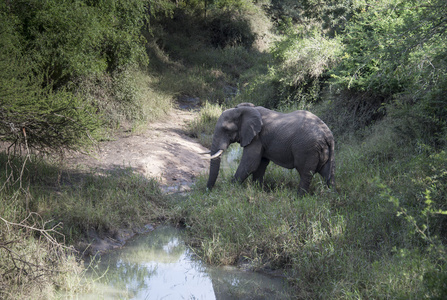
[0,213,77,297]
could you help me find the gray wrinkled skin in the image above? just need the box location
[207,103,335,195]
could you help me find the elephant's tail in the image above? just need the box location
[327,137,336,189]
[317,136,335,191]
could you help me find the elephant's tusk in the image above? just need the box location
[209,149,224,159]
[202,149,224,160]
[198,150,211,155]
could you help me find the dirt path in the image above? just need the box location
[66,104,209,193]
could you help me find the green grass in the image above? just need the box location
[186,101,223,148]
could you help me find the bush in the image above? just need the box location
[378,149,447,299]
[331,0,447,96]
[0,17,101,153]
[235,69,278,108]
[316,90,385,138]
[74,68,173,131]
[4,0,150,85]
[267,29,343,108]
[209,11,256,49]
[0,0,165,153]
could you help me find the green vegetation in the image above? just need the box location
[174,130,446,298]
[0,153,169,299]
[1,0,172,152]
[1,0,446,298]
[187,101,223,148]
[1,1,173,298]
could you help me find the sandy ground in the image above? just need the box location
[65,104,210,194]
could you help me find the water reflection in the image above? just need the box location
[80,226,291,299]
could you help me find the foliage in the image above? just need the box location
[267,0,353,36]
[331,0,447,102]
[378,150,447,299]
[227,0,351,109]
[264,0,447,143]
[5,0,151,85]
[208,10,256,49]
[272,29,343,107]
[187,102,223,148]
[1,88,101,153]
[151,3,273,106]
[74,68,173,131]
[0,0,177,152]
[0,12,100,153]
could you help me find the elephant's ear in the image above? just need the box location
[239,107,262,147]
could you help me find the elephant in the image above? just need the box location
[202,103,335,195]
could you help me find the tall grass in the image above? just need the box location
[186,102,223,148]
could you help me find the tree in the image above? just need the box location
[0,11,100,153]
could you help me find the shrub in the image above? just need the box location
[4,0,151,85]
[0,0,164,153]
[0,19,101,153]
[271,29,343,108]
[187,102,223,148]
[209,11,256,49]
[74,68,173,131]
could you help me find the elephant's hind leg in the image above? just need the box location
[297,171,313,195]
[295,153,319,195]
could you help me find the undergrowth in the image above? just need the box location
[187,102,223,148]
[74,67,173,134]
[0,153,168,299]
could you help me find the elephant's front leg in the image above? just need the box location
[252,157,270,186]
[233,144,263,184]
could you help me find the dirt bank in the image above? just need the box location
[66,103,209,194]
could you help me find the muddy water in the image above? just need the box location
[80,226,292,299]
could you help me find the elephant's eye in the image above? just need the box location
[223,129,233,138]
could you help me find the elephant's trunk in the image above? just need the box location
[206,155,221,190]
[206,126,230,190]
